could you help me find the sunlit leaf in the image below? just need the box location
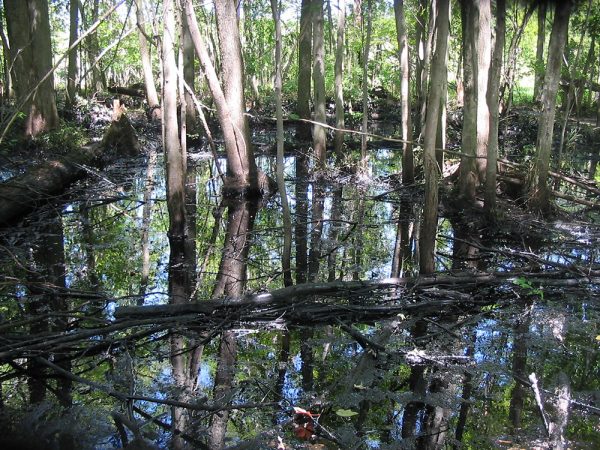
[336,408,359,417]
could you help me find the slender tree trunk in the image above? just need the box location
[485,0,506,216]
[533,1,546,103]
[475,0,491,183]
[414,0,427,139]
[163,0,185,244]
[313,0,327,166]
[500,2,535,113]
[89,0,102,92]
[436,25,449,171]
[394,0,413,185]
[0,10,12,101]
[135,0,160,120]
[556,0,590,181]
[577,36,595,118]
[66,0,79,107]
[528,1,572,214]
[182,11,196,131]
[297,0,313,141]
[4,0,59,137]
[360,0,372,166]
[419,0,449,275]
[271,0,293,287]
[334,0,346,160]
[458,0,477,202]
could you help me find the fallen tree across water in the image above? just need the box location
[0,268,599,363]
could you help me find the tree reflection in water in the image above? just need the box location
[0,149,599,449]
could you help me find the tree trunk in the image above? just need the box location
[458,0,477,202]
[66,0,79,107]
[394,0,414,185]
[0,10,13,101]
[475,0,491,183]
[416,0,436,140]
[556,0,590,180]
[135,0,161,120]
[87,0,103,92]
[313,0,327,166]
[528,1,572,214]
[334,0,346,160]
[360,0,372,166]
[163,0,185,243]
[484,0,505,216]
[271,0,293,287]
[435,26,449,171]
[500,2,535,113]
[184,0,262,196]
[419,0,449,275]
[182,11,196,131]
[4,0,58,137]
[533,1,546,103]
[296,0,313,141]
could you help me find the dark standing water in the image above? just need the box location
[1,134,599,449]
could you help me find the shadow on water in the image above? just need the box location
[0,134,599,449]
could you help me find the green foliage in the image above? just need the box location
[513,277,544,299]
[36,121,87,154]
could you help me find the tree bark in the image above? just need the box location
[528,0,572,214]
[458,0,477,202]
[419,0,450,275]
[334,0,346,160]
[296,0,313,141]
[66,0,79,107]
[134,0,161,120]
[163,0,186,243]
[4,0,59,137]
[475,0,491,182]
[271,0,293,287]
[312,0,327,166]
[360,0,372,165]
[394,0,413,185]
[484,0,506,216]
[182,10,196,131]
[533,1,546,103]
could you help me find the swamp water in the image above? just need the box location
[0,135,599,449]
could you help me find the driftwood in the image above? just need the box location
[0,113,140,225]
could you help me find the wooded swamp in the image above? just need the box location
[1,120,600,449]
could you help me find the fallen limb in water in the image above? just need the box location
[0,113,140,225]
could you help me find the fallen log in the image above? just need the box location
[114,271,600,321]
[108,85,146,98]
[0,113,140,226]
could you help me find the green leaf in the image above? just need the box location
[336,409,359,417]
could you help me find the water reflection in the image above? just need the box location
[0,145,599,448]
